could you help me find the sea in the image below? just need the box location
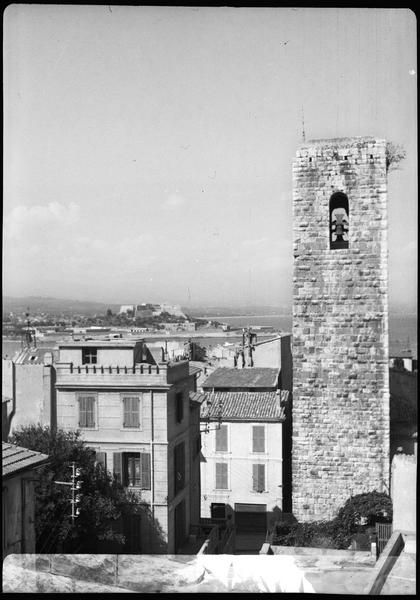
[2,314,417,359]
[195,313,418,358]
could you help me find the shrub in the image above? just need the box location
[271,491,393,550]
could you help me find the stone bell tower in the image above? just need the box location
[292,137,390,522]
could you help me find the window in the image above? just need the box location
[122,396,140,428]
[174,441,185,494]
[329,192,349,249]
[95,451,107,470]
[195,435,202,456]
[215,424,228,452]
[82,347,97,364]
[252,464,266,492]
[252,426,265,453]
[211,503,226,520]
[215,463,228,490]
[78,395,96,428]
[175,392,184,423]
[113,452,151,489]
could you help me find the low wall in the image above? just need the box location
[363,531,405,595]
[391,454,417,533]
[3,553,317,593]
[259,544,375,594]
[260,544,374,561]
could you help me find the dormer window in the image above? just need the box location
[329,192,349,249]
[82,347,97,364]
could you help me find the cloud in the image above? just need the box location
[4,201,81,242]
[3,198,161,296]
[161,193,187,210]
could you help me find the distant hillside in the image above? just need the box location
[2,296,120,316]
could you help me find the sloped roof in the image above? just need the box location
[190,391,207,405]
[2,442,49,478]
[200,390,288,422]
[202,367,280,390]
[189,365,203,377]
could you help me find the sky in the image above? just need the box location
[3,6,417,310]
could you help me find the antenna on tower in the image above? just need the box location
[301,106,306,142]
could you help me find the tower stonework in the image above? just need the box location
[292,137,390,522]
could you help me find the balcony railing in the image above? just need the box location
[55,360,190,387]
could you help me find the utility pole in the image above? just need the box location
[54,462,82,524]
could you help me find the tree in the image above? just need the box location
[10,425,142,553]
[386,142,406,173]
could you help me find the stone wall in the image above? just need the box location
[292,137,390,521]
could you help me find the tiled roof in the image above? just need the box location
[190,391,207,405]
[202,367,280,389]
[2,442,49,478]
[189,365,204,377]
[200,391,288,422]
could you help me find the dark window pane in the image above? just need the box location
[176,392,184,423]
[174,442,185,493]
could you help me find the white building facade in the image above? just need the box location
[200,390,288,534]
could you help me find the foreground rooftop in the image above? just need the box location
[200,391,288,422]
[202,367,280,390]
[2,442,49,478]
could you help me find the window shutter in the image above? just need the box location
[123,396,140,428]
[141,453,151,490]
[79,397,86,427]
[253,464,265,492]
[252,464,258,491]
[86,397,95,428]
[216,463,228,489]
[96,451,107,469]
[252,426,265,453]
[123,397,130,427]
[113,453,123,484]
[258,464,265,491]
[133,397,140,427]
[215,425,228,452]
